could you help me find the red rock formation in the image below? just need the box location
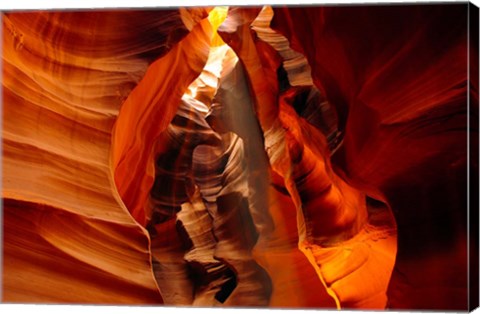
[112,17,213,226]
[272,3,478,310]
[216,7,397,309]
[2,4,477,311]
[2,8,208,304]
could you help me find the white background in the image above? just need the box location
[1,0,479,10]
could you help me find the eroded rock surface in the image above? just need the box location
[2,4,476,311]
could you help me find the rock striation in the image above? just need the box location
[2,4,477,311]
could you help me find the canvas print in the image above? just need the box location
[1,2,479,311]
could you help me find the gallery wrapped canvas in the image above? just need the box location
[1,1,479,311]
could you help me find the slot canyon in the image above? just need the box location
[1,3,479,311]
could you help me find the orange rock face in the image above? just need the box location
[2,4,478,311]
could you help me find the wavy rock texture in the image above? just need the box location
[216,6,398,309]
[111,17,213,226]
[250,7,341,152]
[209,51,335,308]
[2,4,476,311]
[272,3,477,310]
[2,8,209,303]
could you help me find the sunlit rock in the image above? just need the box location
[2,3,477,311]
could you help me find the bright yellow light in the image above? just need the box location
[208,6,228,47]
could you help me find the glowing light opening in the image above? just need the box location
[208,6,228,47]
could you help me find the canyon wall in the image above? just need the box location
[2,4,477,310]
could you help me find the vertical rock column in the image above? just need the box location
[146,95,222,305]
[192,133,273,306]
[218,7,396,309]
